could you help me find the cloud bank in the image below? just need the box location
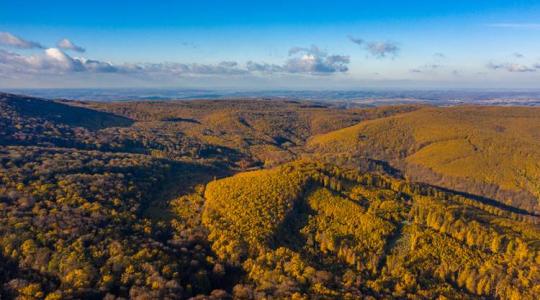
[0,40,350,79]
[0,48,250,76]
[0,48,121,74]
[0,32,350,79]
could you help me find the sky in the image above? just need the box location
[2,0,540,89]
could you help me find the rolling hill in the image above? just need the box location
[308,106,540,214]
[81,99,419,167]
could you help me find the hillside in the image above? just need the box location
[0,94,253,166]
[203,161,540,299]
[308,106,540,214]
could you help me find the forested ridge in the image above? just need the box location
[0,92,539,299]
[308,106,540,214]
[204,161,539,299]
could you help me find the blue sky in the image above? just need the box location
[2,0,540,89]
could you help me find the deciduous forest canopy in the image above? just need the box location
[0,92,539,299]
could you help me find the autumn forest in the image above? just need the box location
[0,92,539,299]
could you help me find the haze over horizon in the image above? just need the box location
[2,1,540,89]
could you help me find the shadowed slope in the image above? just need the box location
[0,93,133,130]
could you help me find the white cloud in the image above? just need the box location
[0,48,118,74]
[57,38,85,52]
[44,48,82,70]
[246,46,349,74]
[487,62,537,72]
[283,45,349,73]
[349,36,400,58]
[0,32,44,49]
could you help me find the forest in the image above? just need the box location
[0,92,539,299]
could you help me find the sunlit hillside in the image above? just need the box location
[203,160,540,299]
[308,106,540,214]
